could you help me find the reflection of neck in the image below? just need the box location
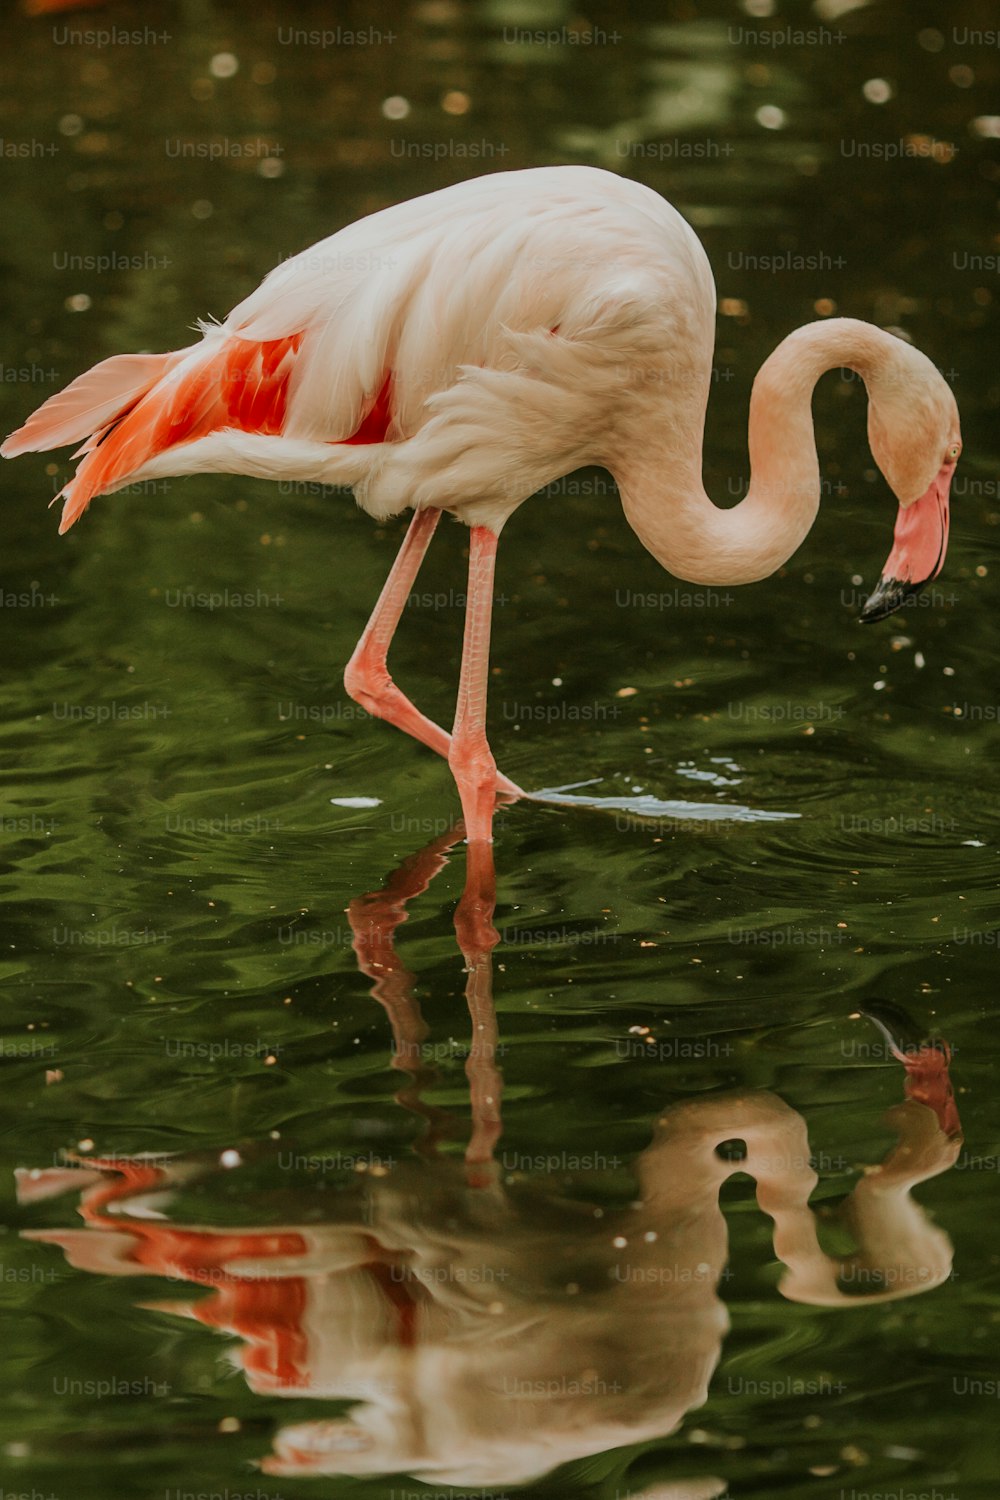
[613,319,902,585]
[776,1099,960,1306]
[637,1089,959,1307]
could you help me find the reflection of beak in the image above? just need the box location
[859,467,952,623]
[856,999,924,1056]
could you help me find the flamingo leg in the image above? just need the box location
[448,526,507,843]
[345,508,521,795]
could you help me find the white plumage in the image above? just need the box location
[130,166,715,530]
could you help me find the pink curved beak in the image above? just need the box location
[859,465,952,623]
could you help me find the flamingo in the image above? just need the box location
[1,166,962,843]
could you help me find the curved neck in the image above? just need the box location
[612,318,901,585]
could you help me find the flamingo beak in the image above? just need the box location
[859,465,953,623]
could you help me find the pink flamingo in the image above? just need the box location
[2,167,961,842]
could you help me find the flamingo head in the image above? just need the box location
[860,353,961,623]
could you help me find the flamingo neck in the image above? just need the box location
[612,318,901,586]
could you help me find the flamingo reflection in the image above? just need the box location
[17,830,962,1492]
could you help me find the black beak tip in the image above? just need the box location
[858,576,922,624]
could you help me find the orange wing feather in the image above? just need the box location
[51,333,303,531]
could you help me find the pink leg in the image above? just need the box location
[345,509,521,795]
[448,526,506,843]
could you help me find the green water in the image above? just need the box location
[1,2,998,1497]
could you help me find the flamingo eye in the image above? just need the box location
[946,443,961,462]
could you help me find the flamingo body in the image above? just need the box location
[5,167,713,535]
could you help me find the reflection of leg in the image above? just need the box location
[347,824,466,1146]
[455,838,503,1185]
[348,824,460,1060]
[345,508,520,794]
[449,526,521,840]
